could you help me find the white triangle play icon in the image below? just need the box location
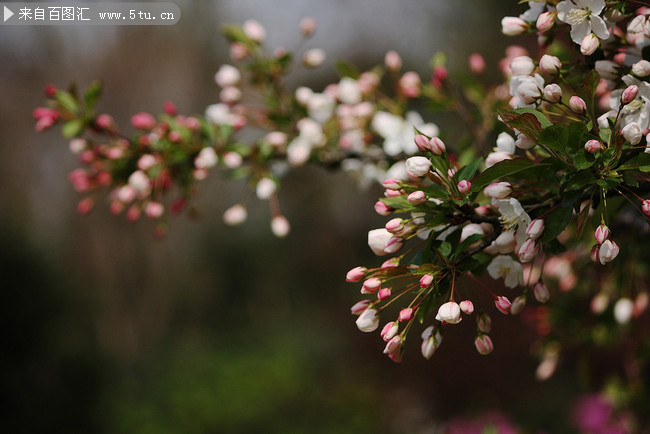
[4,6,14,22]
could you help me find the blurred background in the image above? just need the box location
[0,0,589,432]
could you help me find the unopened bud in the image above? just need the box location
[621,85,639,104]
[536,11,556,32]
[474,334,494,355]
[429,137,446,155]
[594,224,610,244]
[458,180,472,194]
[539,54,561,75]
[533,282,550,303]
[459,300,474,315]
[501,16,527,36]
[584,139,603,153]
[580,33,599,55]
[569,96,587,114]
[495,295,511,314]
[346,266,367,282]
[526,219,545,240]
[543,83,562,103]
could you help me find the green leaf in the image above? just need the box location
[55,91,79,115]
[416,293,434,324]
[381,196,415,210]
[83,80,103,111]
[457,157,482,181]
[497,108,552,141]
[599,128,611,144]
[471,158,538,192]
[452,234,483,259]
[61,119,85,138]
[565,169,596,191]
[334,61,360,79]
[622,170,638,187]
[572,149,595,170]
[583,69,600,112]
[538,123,568,152]
[640,153,650,172]
[541,204,574,243]
[438,241,452,257]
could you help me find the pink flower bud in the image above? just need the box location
[384,236,403,254]
[414,134,430,152]
[385,218,404,233]
[510,295,526,315]
[474,334,494,355]
[131,112,156,130]
[459,300,474,315]
[584,139,603,153]
[346,266,367,282]
[419,274,434,288]
[384,50,402,71]
[580,33,599,55]
[543,84,562,103]
[518,238,539,263]
[430,137,446,155]
[382,178,401,190]
[526,219,545,240]
[381,257,400,268]
[569,96,587,114]
[145,202,164,219]
[539,54,561,75]
[533,282,550,303]
[377,288,392,300]
[484,182,512,199]
[271,215,291,238]
[381,321,399,342]
[44,83,57,98]
[405,156,432,177]
[642,199,650,216]
[303,48,326,67]
[356,308,379,332]
[407,191,427,205]
[350,300,370,315]
[510,56,535,76]
[223,204,247,226]
[436,301,462,324]
[398,72,421,98]
[590,244,601,263]
[495,295,511,314]
[594,224,610,244]
[515,134,536,150]
[536,11,556,32]
[368,228,392,256]
[477,313,492,333]
[501,17,527,35]
[598,239,619,264]
[243,19,266,43]
[632,60,650,77]
[374,200,393,216]
[458,180,472,194]
[95,113,113,130]
[383,335,402,356]
[299,16,317,36]
[77,197,94,215]
[621,85,639,104]
[126,205,141,222]
[469,53,486,74]
[361,277,381,294]
[398,308,414,322]
[621,122,642,145]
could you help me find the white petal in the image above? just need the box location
[570,19,591,44]
[590,16,610,40]
[580,0,605,15]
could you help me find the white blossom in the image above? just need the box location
[487,255,524,288]
[556,0,610,44]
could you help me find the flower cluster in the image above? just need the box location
[35,1,650,426]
